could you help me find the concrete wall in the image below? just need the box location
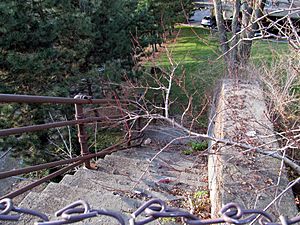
[208,79,298,220]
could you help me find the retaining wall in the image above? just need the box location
[208,79,297,221]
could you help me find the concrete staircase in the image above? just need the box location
[15,137,208,224]
[3,81,299,224]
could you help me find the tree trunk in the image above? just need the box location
[238,0,266,65]
[238,1,253,65]
[230,0,241,67]
[213,0,230,64]
[253,0,267,32]
[213,0,267,70]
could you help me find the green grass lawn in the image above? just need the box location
[145,26,225,126]
[144,25,289,129]
[251,39,289,64]
[156,26,224,97]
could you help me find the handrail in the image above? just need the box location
[0,94,127,105]
[0,116,120,137]
[0,138,142,200]
[0,138,138,180]
[1,161,84,200]
[0,93,135,199]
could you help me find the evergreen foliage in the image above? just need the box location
[0,0,192,165]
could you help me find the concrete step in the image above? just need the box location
[111,150,208,187]
[8,129,210,225]
[112,147,176,160]
[41,182,142,214]
[142,125,189,145]
[112,147,202,164]
[16,185,141,224]
[49,178,183,225]
[14,191,68,225]
[60,169,149,192]
[102,154,205,175]
[97,155,207,188]
[61,169,182,202]
[41,182,110,199]
[15,178,182,225]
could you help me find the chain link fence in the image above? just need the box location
[1,198,300,225]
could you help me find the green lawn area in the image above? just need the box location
[251,39,289,64]
[145,25,289,128]
[145,26,224,124]
[156,26,224,98]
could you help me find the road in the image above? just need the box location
[188,9,211,25]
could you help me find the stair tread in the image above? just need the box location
[17,188,182,225]
[142,125,190,145]
[42,182,182,225]
[110,149,206,169]
[60,170,150,190]
[112,146,183,158]
[61,169,183,201]
[96,155,207,188]
[11,143,208,225]
[17,187,141,224]
[101,154,205,173]
[16,192,68,225]
[42,182,111,198]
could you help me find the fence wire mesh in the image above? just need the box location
[1,198,300,225]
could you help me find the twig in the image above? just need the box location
[0,148,13,160]
[250,177,300,225]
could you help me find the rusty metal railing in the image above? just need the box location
[0,93,138,200]
[0,140,140,200]
[0,93,128,104]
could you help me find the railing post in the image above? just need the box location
[112,90,132,147]
[74,94,91,169]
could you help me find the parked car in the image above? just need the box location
[254,31,263,37]
[201,16,216,28]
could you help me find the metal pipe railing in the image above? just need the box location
[0,161,84,200]
[0,94,125,105]
[0,156,86,180]
[0,93,134,199]
[0,139,142,200]
[0,117,112,137]
[0,151,94,180]
[0,138,141,181]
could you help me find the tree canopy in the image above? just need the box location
[0,0,192,95]
[0,0,192,165]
